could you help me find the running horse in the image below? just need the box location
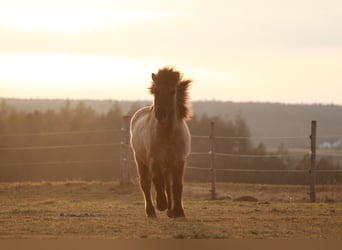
[130,67,192,218]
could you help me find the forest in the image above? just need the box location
[4,98,342,149]
[0,99,341,184]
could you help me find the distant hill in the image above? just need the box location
[2,98,342,148]
[193,101,342,148]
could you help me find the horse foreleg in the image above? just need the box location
[165,173,173,218]
[137,160,156,218]
[171,162,185,218]
[151,164,167,211]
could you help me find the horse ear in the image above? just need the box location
[151,73,157,82]
[175,72,180,81]
[149,83,155,94]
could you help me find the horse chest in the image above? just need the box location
[149,137,185,161]
[151,138,179,153]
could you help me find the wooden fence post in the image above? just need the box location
[309,120,317,202]
[120,116,131,185]
[209,121,217,199]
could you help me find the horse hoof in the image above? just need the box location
[167,209,185,218]
[173,208,185,218]
[147,215,157,220]
[167,210,174,218]
[146,207,157,218]
[147,212,157,219]
[174,213,185,218]
[157,204,167,211]
[156,200,167,211]
[156,194,167,211]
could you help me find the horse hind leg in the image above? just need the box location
[171,162,186,218]
[136,159,156,218]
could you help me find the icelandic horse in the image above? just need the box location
[130,67,192,218]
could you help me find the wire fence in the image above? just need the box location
[0,159,119,167]
[0,128,121,138]
[0,143,122,151]
[1,118,342,201]
[1,127,342,163]
[190,150,342,158]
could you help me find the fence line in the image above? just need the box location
[315,169,342,173]
[197,167,342,173]
[0,128,121,138]
[191,151,304,158]
[317,134,342,139]
[213,168,307,173]
[316,152,342,157]
[192,134,310,140]
[1,128,340,140]
[0,135,340,160]
[191,135,209,139]
[0,143,340,157]
[2,159,341,173]
[191,151,342,158]
[186,166,307,173]
[0,143,122,151]
[1,117,342,201]
[189,120,342,202]
[218,153,280,158]
[215,135,309,140]
[215,152,298,158]
[190,152,209,156]
[187,166,210,171]
[0,159,119,167]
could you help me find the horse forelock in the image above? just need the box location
[150,67,192,120]
[153,67,179,86]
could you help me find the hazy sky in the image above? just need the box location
[0,0,341,104]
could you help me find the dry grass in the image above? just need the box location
[0,181,341,239]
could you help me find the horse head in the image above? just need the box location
[150,68,180,122]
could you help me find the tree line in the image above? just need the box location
[4,98,342,150]
[0,100,341,184]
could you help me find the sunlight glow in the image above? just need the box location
[0,54,152,77]
[0,54,188,99]
[0,10,176,33]
[0,1,341,104]
[0,54,236,100]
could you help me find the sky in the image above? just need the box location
[0,0,342,104]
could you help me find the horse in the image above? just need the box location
[130,67,192,218]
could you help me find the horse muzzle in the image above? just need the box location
[155,109,168,122]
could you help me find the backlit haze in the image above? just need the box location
[1,0,342,104]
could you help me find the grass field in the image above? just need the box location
[0,181,341,239]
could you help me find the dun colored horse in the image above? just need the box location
[130,67,192,218]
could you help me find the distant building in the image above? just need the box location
[319,140,341,149]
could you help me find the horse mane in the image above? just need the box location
[150,67,192,120]
[177,79,192,120]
